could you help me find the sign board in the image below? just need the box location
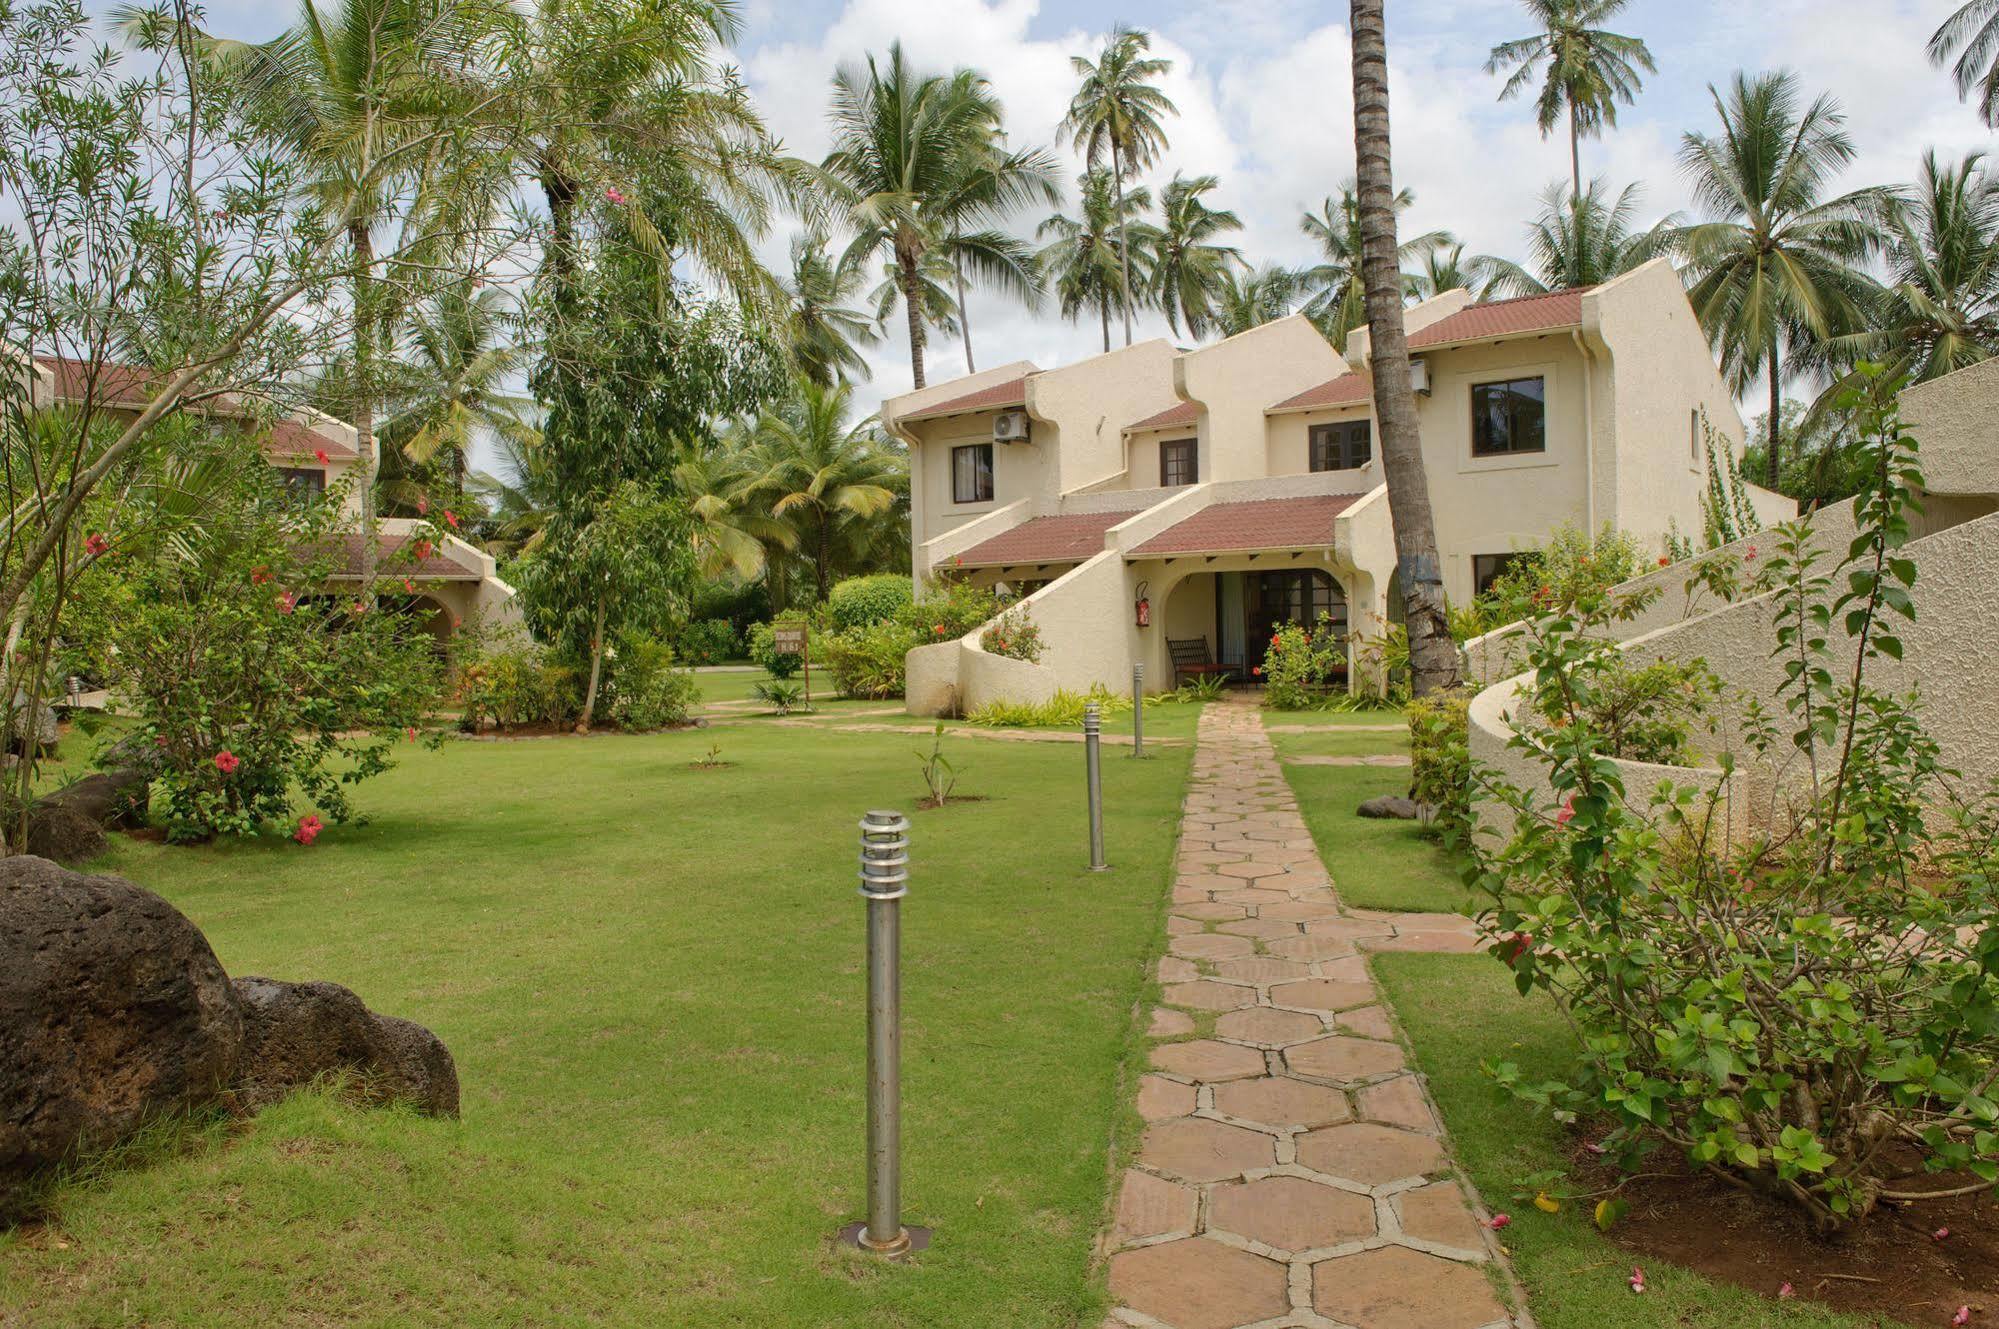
[773,624,809,655]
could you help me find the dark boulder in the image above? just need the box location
[232,977,458,1118]
[22,801,108,865]
[0,857,242,1221]
[5,700,57,757]
[1357,794,1429,821]
[46,769,151,830]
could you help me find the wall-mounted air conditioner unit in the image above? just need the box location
[992,410,1031,442]
[1408,357,1432,396]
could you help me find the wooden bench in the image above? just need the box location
[1167,637,1232,688]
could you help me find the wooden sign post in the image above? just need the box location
[775,622,810,713]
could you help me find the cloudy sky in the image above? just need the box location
[185,0,1991,422]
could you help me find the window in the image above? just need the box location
[951,443,994,504]
[1309,420,1372,472]
[1159,437,1198,486]
[1473,552,1528,597]
[1470,376,1546,457]
[276,466,326,502]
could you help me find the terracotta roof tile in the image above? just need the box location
[902,375,1029,421]
[953,508,1140,568]
[35,355,357,459]
[1268,372,1369,413]
[1127,400,1199,432]
[1129,495,1360,557]
[1406,288,1587,350]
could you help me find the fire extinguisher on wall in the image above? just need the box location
[1134,581,1150,628]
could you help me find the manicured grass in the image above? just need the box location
[1376,954,1872,1329]
[1273,722,1475,914]
[0,719,1193,1327]
[1259,706,1409,728]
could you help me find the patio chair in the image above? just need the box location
[1167,637,1232,689]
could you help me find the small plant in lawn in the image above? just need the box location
[752,677,806,715]
[690,741,728,770]
[915,721,961,807]
[1472,366,1999,1235]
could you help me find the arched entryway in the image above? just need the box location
[1244,568,1345,673]
[1154,564,1349,683]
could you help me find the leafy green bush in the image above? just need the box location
[461,644,584,730]
[818,620,913,699]
[979,605,1043,663]
[1483,524,1644,617]
[901,580,1002,643]
[1261,613,1346,710]
[967,685,1135,728]
[675,618,739,666]
[1405,689,1470,833]
[607,636,700,730]
[1529,656,1718,765]
[1474,369,1999,1234]
[827,573,914,630]
[747,616,804,679]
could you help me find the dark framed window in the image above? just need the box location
[1245,569,1348,672]
[1159,437,1198,486]
[275,466,326,502]
[1309,420,1372,472]
[1470,376,1547,457]
[1473,552,1528,597]
[951,443,994,504]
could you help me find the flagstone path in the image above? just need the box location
[1100,697,1520,1329]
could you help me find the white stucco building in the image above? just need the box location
[881,259,1794,715]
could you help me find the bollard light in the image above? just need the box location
[838,811,930,1258]
[1083,703,1108,871]
[1130,662,1145,759]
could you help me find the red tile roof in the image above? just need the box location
[1268,372,1369,414]
[35,355,356,459]
[1406,288,1587,350]
[1127,400,1199,432]
[323,533,482,581]
[1128,495,1361,557]
[953,508,1141,568]
[902,376,1029,421]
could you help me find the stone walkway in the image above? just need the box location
[1101,698,1519,1329]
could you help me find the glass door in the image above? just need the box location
[1245,570,1344,673]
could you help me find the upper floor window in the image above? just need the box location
[1159,437,1198,487]
[275,466,326,503]
[1471,376,1546,457]
[1309,421,1372,472]
[952,443,994,504]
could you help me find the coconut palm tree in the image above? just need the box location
[378,279,536,511]
[1931,0,1999,127]
[1149,174,1245,338]
[1297,183,1449,349]
[1351,0,1459,695]
[1209,265,1301,336]
[1411,242,1489,299]
[820,44,1054,391]
[933,133,1061,374]
[1840,150,1999,386]
[1479,178,1678,297]
[1038,170,1153,352]
[865,245,964,350]
[471,432,556,558]
[1676,72,1885,486]
[781,232,879,386]
[1486,0,1656,205]
[741,380,906,603]
[673,447,797,586]
[1060,25,1178,347]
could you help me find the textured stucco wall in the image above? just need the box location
[1901,356,1999,498]
[1176,316,1346,484]
[1264,402,1374,479]
[1029,340,1179,492]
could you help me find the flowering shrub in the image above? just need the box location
[817,583,1003,699]
[979,605,1043,663]
[1473,369,1999,1233]
[1261,614,1346,710]
[460,644,584,730]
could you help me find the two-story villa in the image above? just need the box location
[881,258,1794,715]
[22,354,517,640]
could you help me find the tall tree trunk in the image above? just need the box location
[1766,339,1783,489]
[1113,140,1134,347]
[816,513,833,602]
[1350,0,1461,697]
[899,244,927,389]
[1569,101,1582,207]
[952,246,976,373]
[766,546,787,614]
[576,593,608,733]
[350,220,379,592]
[1101,297,1111,353]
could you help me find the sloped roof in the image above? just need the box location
[323,533,482,581]
[1127,400,1199,432]
[900,375,1029,422]
[1128,495,1361,557]
[952,508,1141,568]
[1268,372,1369,414]
[35,355,357,459]
[1406,288,1587,350]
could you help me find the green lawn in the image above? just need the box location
[0,718,1193,1327]
[1269,723,1475,914]
[1377,954,1874,1329]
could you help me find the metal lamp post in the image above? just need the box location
[1130,662,1145,759]
[1083,703,1108,871]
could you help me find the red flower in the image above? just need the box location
[293,815,323,846]
[1251,666,1263,676]
[417,496,430,515]
[403,578,415,593]
[1744,545,1758,561]
[251,566,271,584]
[313,448,329,465]
[605,186,627,205]
[444,510,460,529]
[406,726,418,742]
[85,532,110,556]
[415,540,434,559]
[212,750,240,775]
[1555,795,1576,826]
[1501,932,1533,965]
[1657,556,1670,567]
[1487,1213,1511,1230]
[451,616,463,630]
[153,735,168,747]
[351,600,368,615]
[1936,1227,1952,1241]
[933,623,946,635]
[1778,1283,1795,1299]
[1953,1308,1972,1326]
[276,591,298,614]
[1629,1266,1646,1294]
